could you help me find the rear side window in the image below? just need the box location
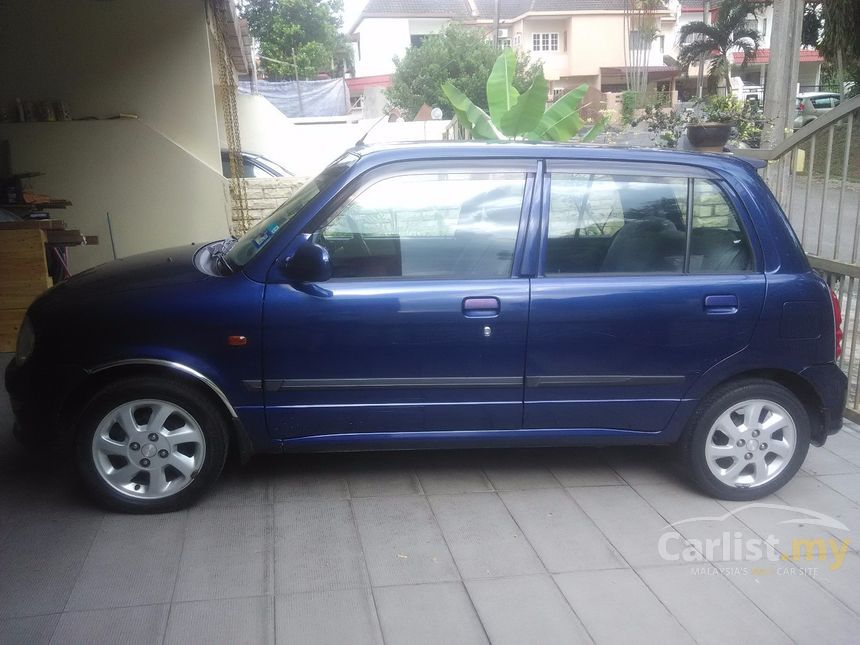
[811,96,835,109]
[689,179,753,273]
[315,172,526,279]
[545,173,753,274]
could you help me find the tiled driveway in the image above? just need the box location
[2,358,860,644]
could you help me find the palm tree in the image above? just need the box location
[677,0,763,96]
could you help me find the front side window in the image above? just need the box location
[314,172,526,280]
[545,173,753,274]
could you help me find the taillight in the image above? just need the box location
[830,288,843,359]
[798,102,804,112]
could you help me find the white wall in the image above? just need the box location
[0,121,231,272]
[220,93,303,175]
[0,0,231,272]
[0,0,223,172]
[354,18,412,77]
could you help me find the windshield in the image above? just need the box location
[225,153,358,268]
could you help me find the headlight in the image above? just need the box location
[15,316,35,364]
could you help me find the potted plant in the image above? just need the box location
[686,95,744,151]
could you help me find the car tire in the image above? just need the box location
[75,376,229,513]
[681,379,810,501]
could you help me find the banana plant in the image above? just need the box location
[441,48,606,142]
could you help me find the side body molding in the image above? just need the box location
[88,359,238,418]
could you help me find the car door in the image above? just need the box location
[262,160,536,441]
[524,161,766,433]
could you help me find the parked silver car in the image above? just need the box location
[794,92,841,128]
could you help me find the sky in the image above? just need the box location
[341,0,367,32]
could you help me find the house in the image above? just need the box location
[348,0,682,99]
[678,0,823,100]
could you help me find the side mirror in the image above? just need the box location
[284,242,332,283]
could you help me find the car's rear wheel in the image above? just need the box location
[75,376,229,513]
[683,379,810,500]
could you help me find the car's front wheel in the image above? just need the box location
[683,379,810,500]
[75,376,229,513]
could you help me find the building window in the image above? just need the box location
[513,33,521,46]
[410,34,428,48]
[532,32,559,51]
[552,88,565,101]
[658,34,665,52]
[761,18,767,37]
[499,37,511,48]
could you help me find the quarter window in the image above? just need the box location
[315,172,526,279]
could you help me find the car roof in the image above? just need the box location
[348,141,767,173]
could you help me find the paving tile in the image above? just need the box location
[196,464,272,507]
[635,484,761,563]
[0,516,102,618]
[554,569,693,645]
[428,493,544,579]
[825,429,860,467]
[415,460,493,495]
[465,575,591,645]
[801,446,860,476]
[481,452,560,491]
[500,488,626,572]
[173,505,272,602]
[567,486,678,567]
[374,582,488,645]
[272,466,350,501]
[65,512,186,611]
[818,473,860,504]
[275,588,382,645]
[806,550,860,614]
[50,604,169,645]
[637,565,791,645]
[775,475,860,548]
[721,493,854,559]
[165,596,274,645]
[351,496,459,586]
[548,450,625,487]
[603,447,683,486]
[0,614,60,645]
[722,559,860,643]
[344,459,422,497]
[273,499,369,594]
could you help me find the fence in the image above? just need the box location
[737,95,860,420]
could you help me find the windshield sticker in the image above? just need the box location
[253,222,281,249]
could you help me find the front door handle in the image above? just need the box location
[704,294,738,314]
[463,297,500,318]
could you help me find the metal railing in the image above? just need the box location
[736,95,859,263]
[737,96,860,420]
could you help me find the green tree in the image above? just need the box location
[243,0,352,80]
[677,0,764,95]
[819,0,860,97]
[387,24,541,120]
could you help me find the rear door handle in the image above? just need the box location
[704,294,738,314]
[463,297,500,318]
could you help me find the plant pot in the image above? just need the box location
[686,123,733,151]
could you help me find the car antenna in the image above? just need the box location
[354,107,392,148]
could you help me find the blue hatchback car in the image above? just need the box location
[6,143,847,512]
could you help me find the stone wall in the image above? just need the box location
[232,177,306,231]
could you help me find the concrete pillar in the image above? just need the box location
[762,0,803,150]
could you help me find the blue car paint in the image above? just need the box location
[5,143,846,455]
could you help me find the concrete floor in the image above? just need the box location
[2,363,860,644]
